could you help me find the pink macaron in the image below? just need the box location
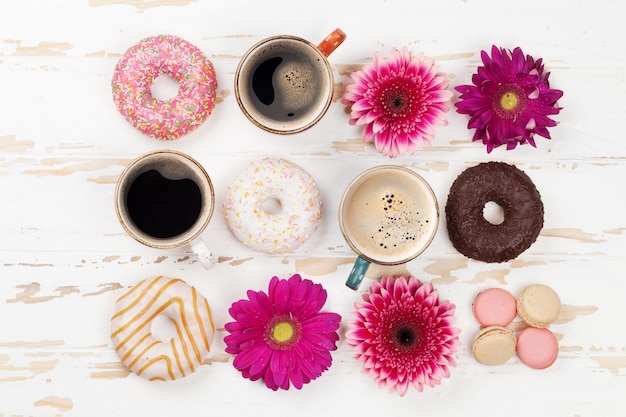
[516,327,559,369]
[472,288,517,327]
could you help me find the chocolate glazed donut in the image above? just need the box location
[445,162,544,262]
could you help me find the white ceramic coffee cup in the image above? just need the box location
[234,28,346,134]
[339,165,439,290]
[114,150,215,268]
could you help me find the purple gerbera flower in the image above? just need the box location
[224,274,341,391]
[455,45,564,153]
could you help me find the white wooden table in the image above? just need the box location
[1,1,625,415]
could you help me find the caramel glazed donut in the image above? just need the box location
[111,34,218,140]
[223,158,323,254]
[445,161,544,263]
[111,276,214,381]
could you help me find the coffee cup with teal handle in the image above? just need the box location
[339,165,439,290]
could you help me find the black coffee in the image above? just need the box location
[126,169,202,239]
[252,56,283,105]
[246,47,326,125]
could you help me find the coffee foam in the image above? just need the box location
[237,37,332,132]
[342,168,438,263]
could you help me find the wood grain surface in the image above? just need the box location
[1,0,625,416]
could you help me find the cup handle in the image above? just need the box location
[346,256,370,290]
[317,28,346,57]
[190,238,214,269]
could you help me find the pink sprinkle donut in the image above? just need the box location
[112,35,218,140]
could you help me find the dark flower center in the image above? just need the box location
[264,315,302,350]
[387,90,409,112]
[397,327,415,346]
[391,321,421,353]
[380,81,415,116]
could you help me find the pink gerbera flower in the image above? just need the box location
[346,276,460,396]
[224,274,341,391]
[342,47,453,158]
[455,45,564,153]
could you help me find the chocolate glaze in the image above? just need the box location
[445,162,544,263]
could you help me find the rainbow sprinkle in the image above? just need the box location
[223,158,323,254]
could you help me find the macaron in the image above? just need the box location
[472,288,517,327]
[517,284,561,328]
[472,326,517,366]
[516,327,559,369]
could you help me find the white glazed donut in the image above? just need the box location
[110,276,214,381]
[223,157,323,254]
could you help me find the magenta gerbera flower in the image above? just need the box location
[346,276,460,395]
[224,274,341,391]
[455,45,564,153]
[342,47,453,158]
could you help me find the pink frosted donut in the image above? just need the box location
[112,35,218,140]
[223,158,322,254]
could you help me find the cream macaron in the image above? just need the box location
[517,284,561,328]
[472,326,517,366]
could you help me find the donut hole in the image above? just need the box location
[150,315,177,342]
[260,197,283,215]
[151,73,180,101]
[483,201,505,225]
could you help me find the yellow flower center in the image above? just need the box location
[272,321,294,343]
[500,92,519,110]
[265,315,302,349]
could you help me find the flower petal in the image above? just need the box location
[342,47,452,158]
[455,45,563,152]
[224,275,339,391]
[345,275,460,395]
